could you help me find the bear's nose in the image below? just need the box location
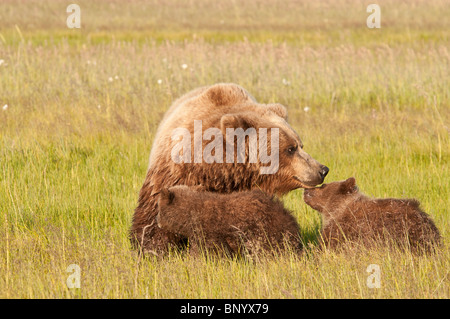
[319,165,329,179]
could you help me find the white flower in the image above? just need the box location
[97,105,101,109]
[181,63,188,70]
[0,59,4,66]
[282,78,290,86]
[108,77,113,82]
[303,106,310,112]
[114,75,119,80]
[2,104,8,111]
[157,79,162,85]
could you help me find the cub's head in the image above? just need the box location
[156,185,203,229]
[303,177,359,215]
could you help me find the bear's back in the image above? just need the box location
[158,188,302,255]
[181,189,297,234]
[322,197,441,252]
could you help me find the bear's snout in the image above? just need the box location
[319,165,329,180]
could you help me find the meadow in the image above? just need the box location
[0,0,449,298]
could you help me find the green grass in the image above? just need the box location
[0,0,449,298]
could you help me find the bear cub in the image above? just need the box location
[303,177,441,253]
[156,185,302,257]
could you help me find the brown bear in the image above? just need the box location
[303,177,441,253]
[131,83,329,254]
[156,185,303,257]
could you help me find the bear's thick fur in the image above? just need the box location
[303,177,441,253]
[131,83,328,254]
[156,185,303,256]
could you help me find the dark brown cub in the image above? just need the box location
[303,177,441,253]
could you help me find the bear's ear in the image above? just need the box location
[265,103,287,119]
[205,84,252,107]
[339,177,358,194]
[159,188,175,205]
[220,112,257,135]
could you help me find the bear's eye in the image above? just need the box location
[287,146,297,154]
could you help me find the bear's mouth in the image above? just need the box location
[293,176,317,189]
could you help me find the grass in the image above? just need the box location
[0,0,449,298]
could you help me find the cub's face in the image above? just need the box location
[303,177,358,214]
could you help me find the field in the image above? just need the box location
[0,0,449,298]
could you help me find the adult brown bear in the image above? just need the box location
[131,83,328,254]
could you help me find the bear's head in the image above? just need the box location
[156,185,204,231]
[303,177,359,217]
[218,105,329,194]
[153,83,329,196]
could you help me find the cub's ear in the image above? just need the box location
[220,112,256,135]
[265,103,287,119]
[340,177,358,194]
[159,188,175,205]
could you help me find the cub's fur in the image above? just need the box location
[157,185,302,256]
[304,177,441,253]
